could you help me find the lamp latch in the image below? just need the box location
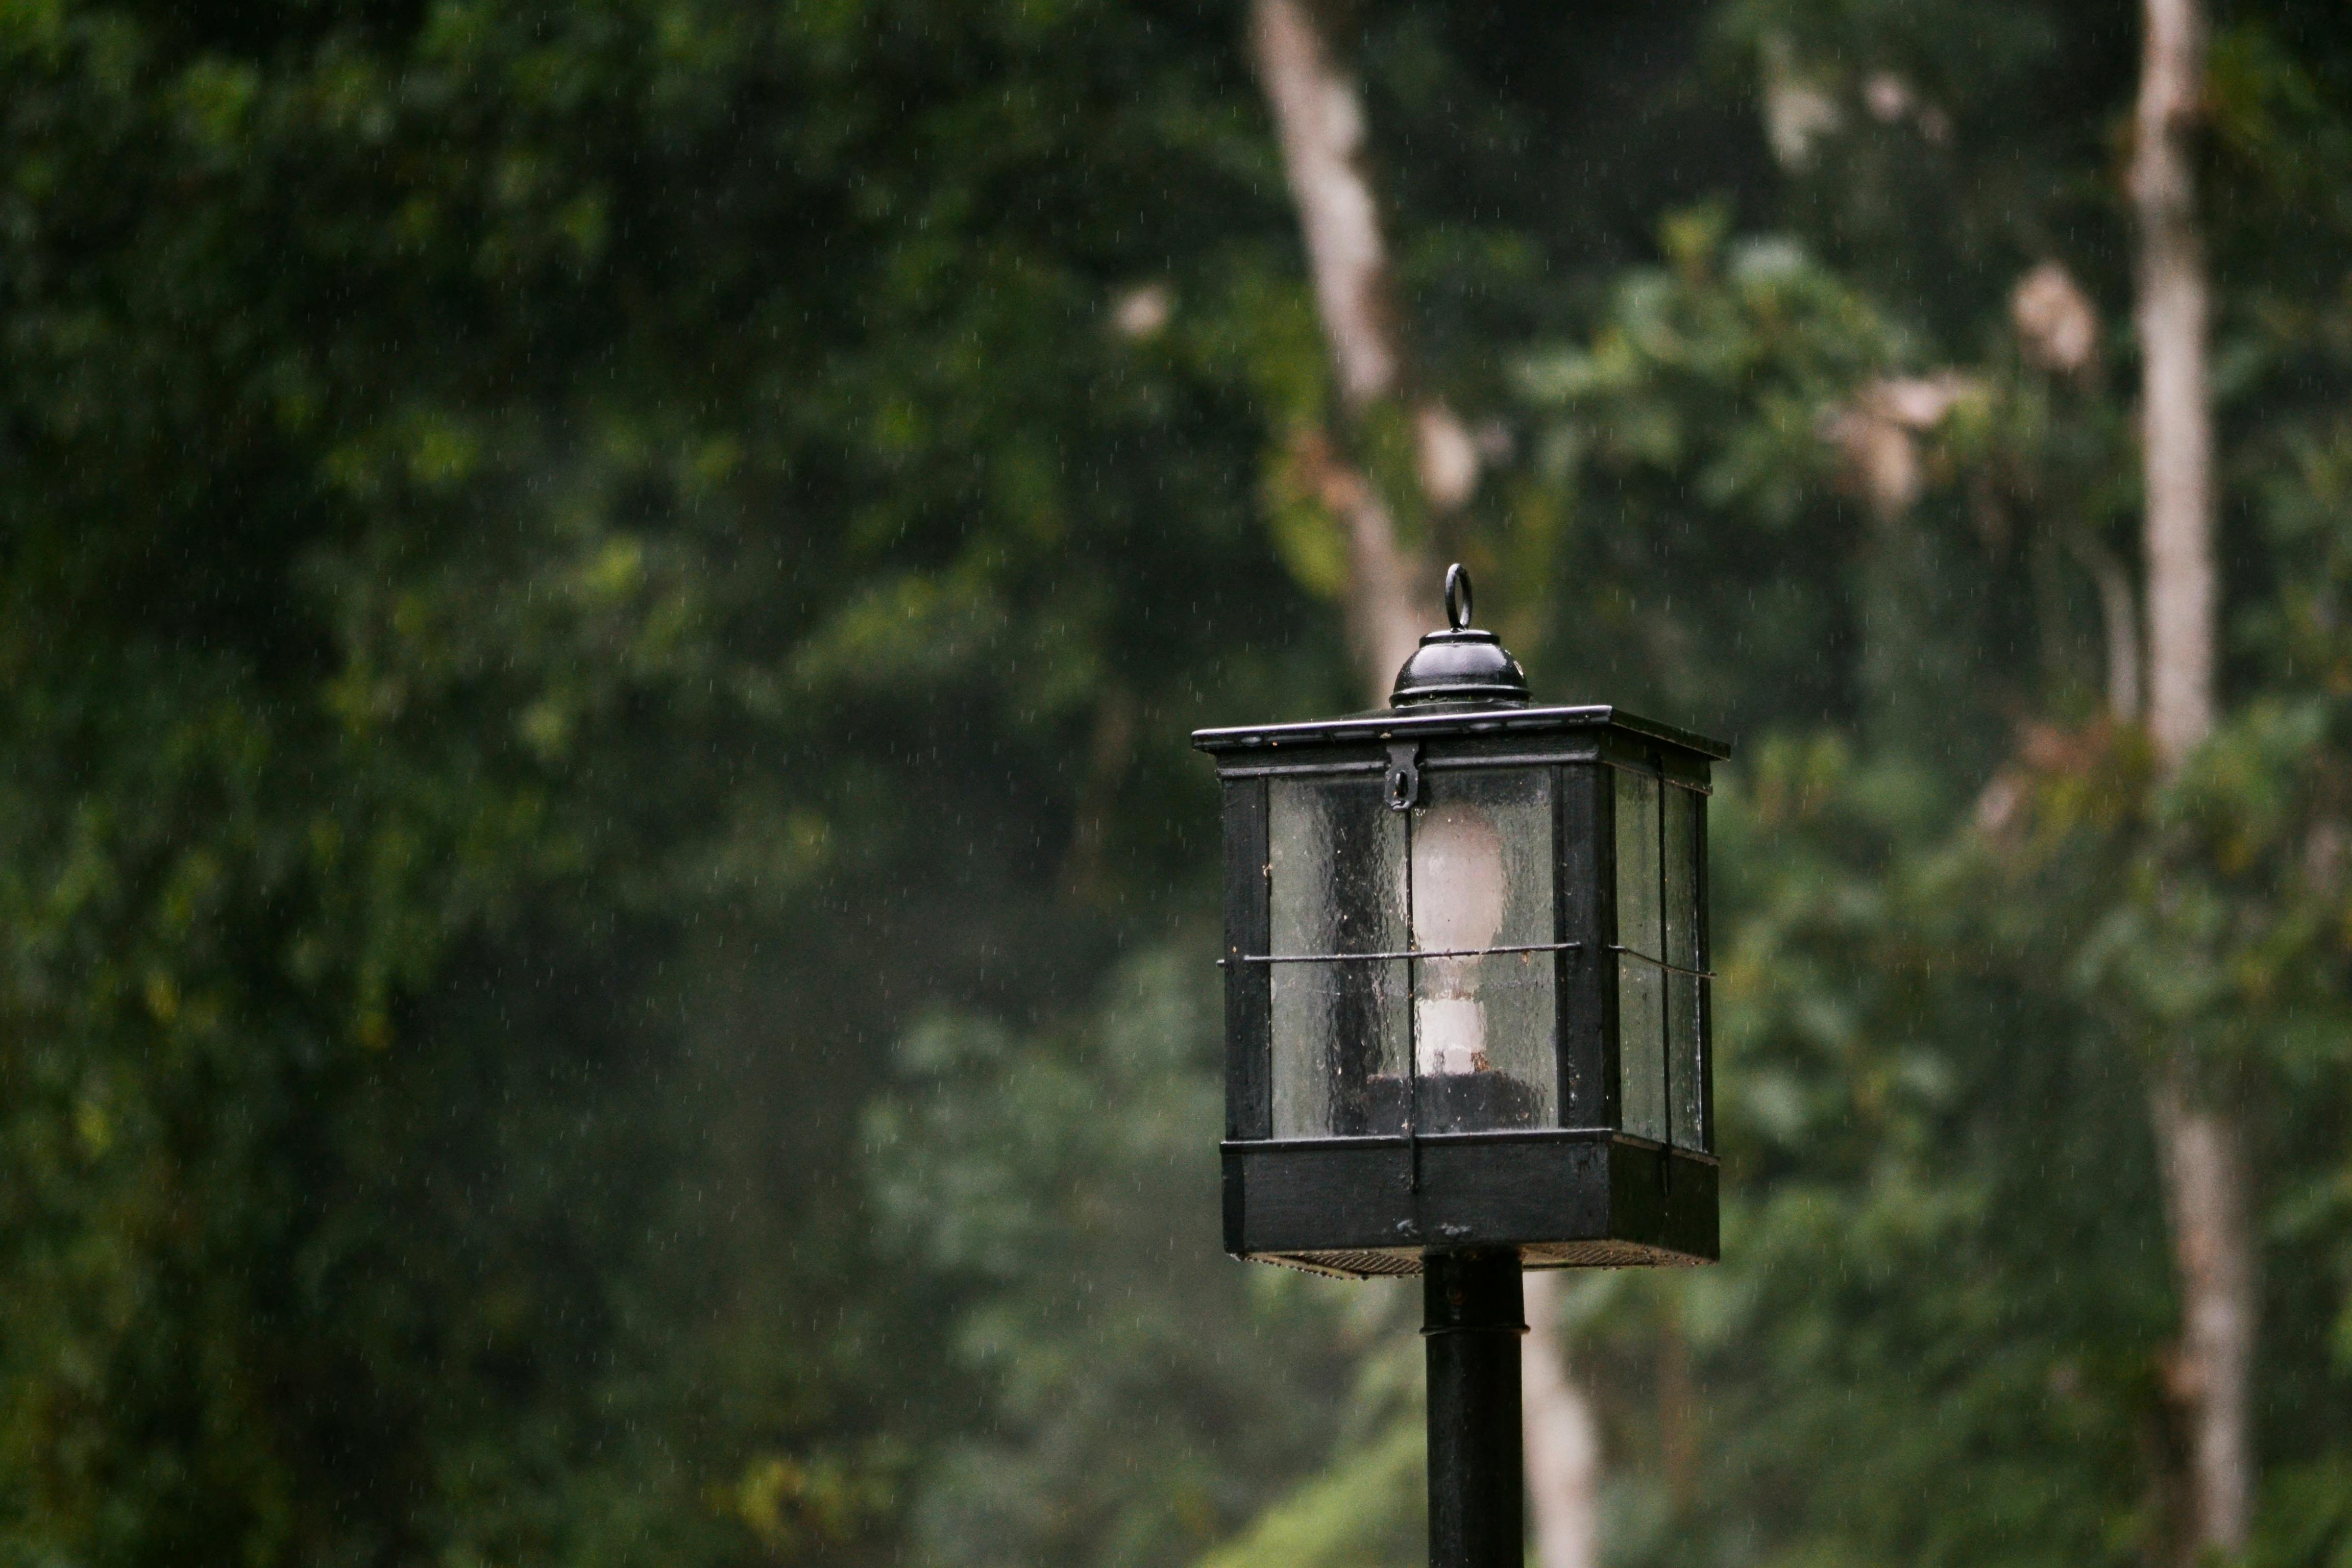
[1386,742,1422,811]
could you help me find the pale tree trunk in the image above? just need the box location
[2076,540,2144,724]
[2149,1072,2255,1557]
[1248,0,1480,687]
[1286,430,1430,694]
[1251,0,1396,413]
[2135,0,2216,769]
[1249,6,1598,1564]
[2131,0,2255,1554]
[1522,1271,1602,1568]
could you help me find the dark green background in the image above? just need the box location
[3,2,2349,1564]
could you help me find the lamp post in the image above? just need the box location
[1195,565,1727,1568]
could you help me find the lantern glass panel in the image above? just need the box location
[1268,776,1408,1137]
[1615,769,1668,1141]
[1407,768,1555,1132]
[1663,784,1707,1150]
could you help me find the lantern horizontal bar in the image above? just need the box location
[1607,945,1714,979]
[1228,1126,1721,1166]
[1230,940,1586,966]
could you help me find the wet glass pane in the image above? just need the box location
[1663,785,1706,1149]
[1662,785,1700,971]
[1614,770,1660,961]
[1268,778,1408,1137]
[1619,955,1666,1141]
[1615,769,1667,1140]
[1269,777,1404,958]
[1408,768,1555,1131]
[1270,959,1411,1137]
[1668,971,1706,1150]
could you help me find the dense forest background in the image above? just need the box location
[4,1,2351,1565]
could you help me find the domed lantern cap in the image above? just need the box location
[1389,564,1530,707]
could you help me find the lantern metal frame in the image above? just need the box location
[1195,618,1728,1280]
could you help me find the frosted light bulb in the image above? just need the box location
[1412,804,1507,953]
[1411,803,1508,1077]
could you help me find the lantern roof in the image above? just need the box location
[1190,702,1729,759]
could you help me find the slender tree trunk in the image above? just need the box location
[1251,0,1424,687]
[1522,1271,1601,1568]
[1250,7,1596,1563]
[1248,0,1483,682]
[2131,0,2255,1554]
[2134,0,2215,770]
[1250,0,1400,416]
[2150,1071,2255,1558]
[2075,539,2144,723]
[1288,429,1429,693]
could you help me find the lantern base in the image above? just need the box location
[1220,1127,1717,1279]
[1245,1237,1708,1279]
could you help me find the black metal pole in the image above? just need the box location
[1423,1247,1524,1568]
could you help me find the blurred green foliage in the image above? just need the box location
[5,2,2352,1567]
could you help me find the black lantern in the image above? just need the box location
[1195,565,1727,1278]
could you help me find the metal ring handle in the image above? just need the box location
[1443,562,1473,630]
